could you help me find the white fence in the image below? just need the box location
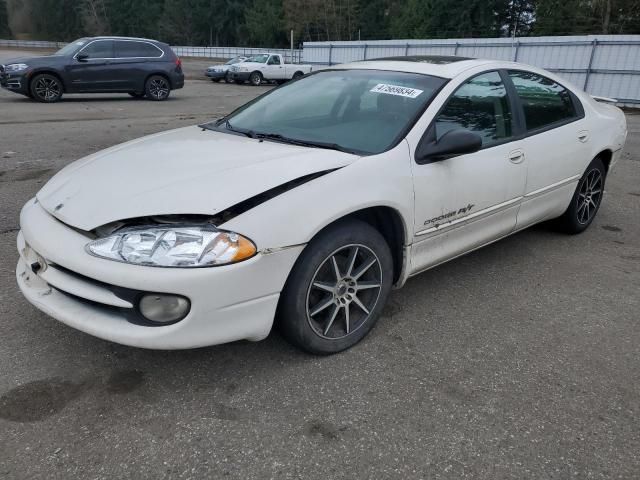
[0,39,66,48]
[0,39,302,64]
[303,35,640,106]
[171,46,302,63]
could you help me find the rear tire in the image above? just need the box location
[278,220,393,355]
[292,71,304,81]
[249,71,263,86]
[144,75,171,101]
[225,71,233,83]
[30,73,63,103]
[555,157,606,234]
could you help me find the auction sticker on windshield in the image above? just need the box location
[370,84,424,98]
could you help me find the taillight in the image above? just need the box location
[175,57,182,68]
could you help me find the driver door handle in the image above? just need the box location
[509,149,525,164]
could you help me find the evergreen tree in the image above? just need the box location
[0,0,10,38]
[245,0,287,47]
[31,0,84,40]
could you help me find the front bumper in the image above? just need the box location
[16,199,304,349]
[228,71,250,82]
[206,70,226,80]
[0,70,28,94]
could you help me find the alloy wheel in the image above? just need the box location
[148,78,169,100]
[34,77,61,101]
[305,244,383,340]
[576,168,603,224]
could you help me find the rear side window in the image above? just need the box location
[80,40,113,59]
[435,71,512,147]
[115,41,163,58]
[508,71,576,131]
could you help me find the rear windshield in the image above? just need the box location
[246,54,269,63]
[224,69,446,155]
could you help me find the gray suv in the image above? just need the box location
[0,36,184,102]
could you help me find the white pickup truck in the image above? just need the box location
[227,53,314,86]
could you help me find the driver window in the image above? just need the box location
[268,56,281,65]
[435,71,512,147]
[79,40,113,59]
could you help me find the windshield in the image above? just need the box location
[223,69,446,155]
[55,39,87,56]
[246,54,269,63]
[225,56,245,65]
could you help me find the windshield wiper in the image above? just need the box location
[253,132,356,154]
[223,120,255,138]
[199,119,255,138]
[199,123,356,154]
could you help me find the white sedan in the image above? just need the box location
[16,56,627,354]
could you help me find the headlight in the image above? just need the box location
[5,63,28,72]
[86,225,257,267]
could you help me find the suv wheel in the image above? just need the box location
[249,71,263,86]
[30,74,63,103]
[145,75,171,101]
[278,220,393,354]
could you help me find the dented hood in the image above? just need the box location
[37,126,357,231]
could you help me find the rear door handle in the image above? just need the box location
[578,130,589,143]
[509,149,525,164]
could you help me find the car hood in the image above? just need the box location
[234,62,262,69]
[2,55,63,66]
[37,126,358,231]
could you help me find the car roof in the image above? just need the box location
[329,56,500,79]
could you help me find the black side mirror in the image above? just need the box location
[416,128,482,164]
[76,54,89,62]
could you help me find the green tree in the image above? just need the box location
[245,0,287,46]
[0,0,10,37]
[356,0,396,39]
[495,0,536,36]
[391,0,501,39]
[534,0,595,34]
[106,0,164,38]
[31,0,84,40]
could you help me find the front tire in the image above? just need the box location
[278,220,393,354]
[30,73,63,103]
[144,75,171,101]
[555,157,606,234]
[249,71,263,86]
